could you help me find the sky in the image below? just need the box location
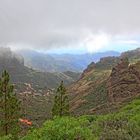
[0,0,140,54]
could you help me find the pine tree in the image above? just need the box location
[0,70,21,137]
[52,81,69,117]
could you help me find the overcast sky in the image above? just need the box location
[0,0,140,53]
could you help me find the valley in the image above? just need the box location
[1,47,140,139]
[0,1,140,139]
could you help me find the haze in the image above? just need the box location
[0,0,140,54]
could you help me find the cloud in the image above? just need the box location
[0,0,140,51]
[84,33,112,53]
[116,40,140,45]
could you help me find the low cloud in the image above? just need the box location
[0,0,140,51]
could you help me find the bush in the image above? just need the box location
[22,116,94,140]
[21,99,140,140]
[0,135,12,140]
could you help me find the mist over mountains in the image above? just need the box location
[1,46,140,139]
[16,49,120,72]
[1,0,140,139]
[0,46,121,92]
[0,47,81,92]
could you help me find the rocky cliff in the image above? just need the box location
[107,58,140,103]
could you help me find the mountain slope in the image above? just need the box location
[121,48,140,63]
[108,58,140,103]
[69,48,140,115]
[0,47,81,125]
[69,57,120,114]
[0,48,79,93]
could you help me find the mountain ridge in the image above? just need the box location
[16,49,120,72]
[0,47,80,93]
[69,48,140,115]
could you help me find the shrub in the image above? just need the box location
[22,116,94,140]
[22,99,140,140]
[0,135,12,140]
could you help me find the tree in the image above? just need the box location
[0,70,21,137]
[52,81,69,117]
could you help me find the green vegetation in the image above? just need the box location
[22,117,93,140]
[1,48,140,139]
[0,71,21,138]
[19,93,54,125]
[19,98,140,140]
[52,81,69,117]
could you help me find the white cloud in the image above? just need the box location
[0,0,140,51]
[116,40,140,45]
[84,33,112,53]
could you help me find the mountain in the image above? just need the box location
[16,49,120,72]
[69,48,140,115]
[0,47,82,124]
[0,47,80,93]
[121,48,140,63]
[107,58,140,103]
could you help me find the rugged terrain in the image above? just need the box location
[0,48,80,92]
[0,47,80,124]
[1,47,140,125]
[69,48,140,115]
[108,58,140,103]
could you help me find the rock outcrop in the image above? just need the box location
[107,58,140,102]
[69,54,140,115]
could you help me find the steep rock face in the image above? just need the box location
[107,58,140,103]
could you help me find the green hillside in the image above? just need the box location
[19,98,140,140]
[1,48,140,139]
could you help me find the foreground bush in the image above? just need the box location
[22,116,94,140]
[2,99,140,140]
[0,135,12,140]
[91,99,140,140]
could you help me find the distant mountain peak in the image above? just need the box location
[15,49,120,72]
